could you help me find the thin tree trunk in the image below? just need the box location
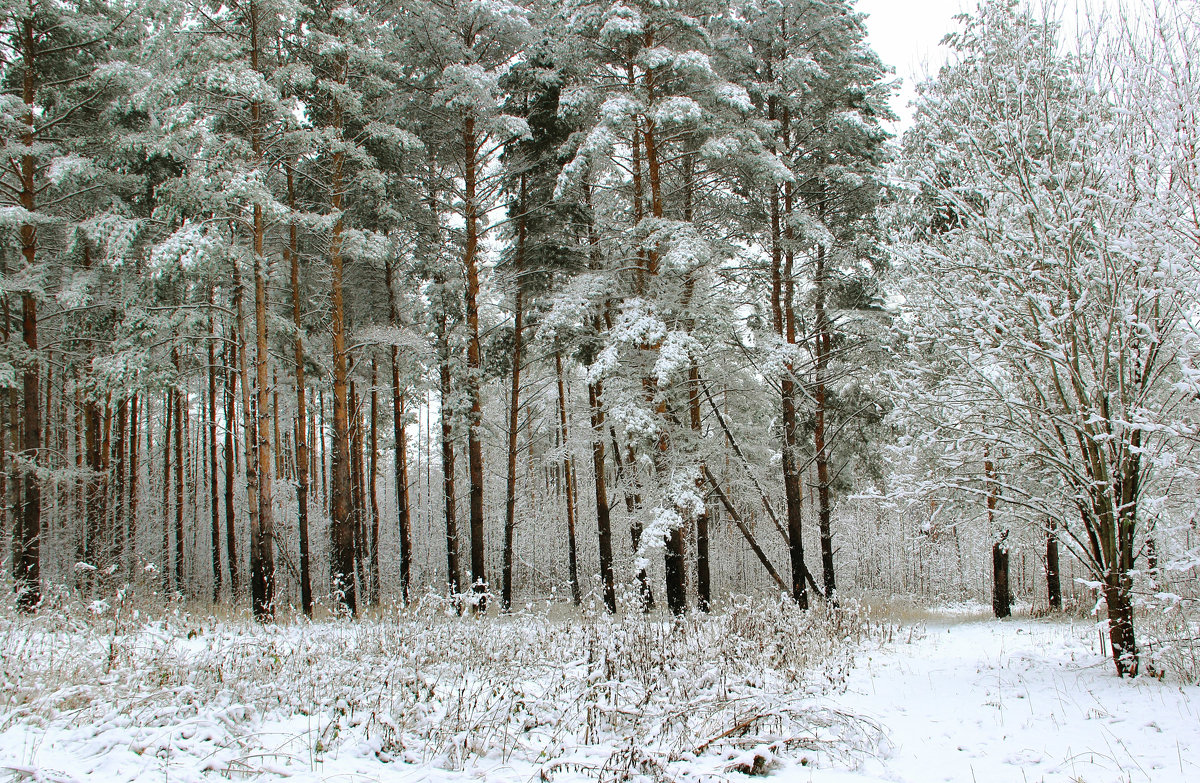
[127,394,139,574]
[385,258,411,605]
[15,17,41,612]
[161,390,173,593]
[501,172,527,612]
[174,374,185,598]
[440,336,462,597]
[813,242,836,600]
[555,352,581,606]
[234,257,261,613]
[223,332,239,596]
[208,300,222,603]
[369,359,381,606]
[287,165,313,616]
[689,364,711,612]
[462,113,488,609]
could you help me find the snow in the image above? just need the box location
[790,614,1200,783]
[0,609,1195,783]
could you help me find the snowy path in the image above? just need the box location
[796,617,1200,783]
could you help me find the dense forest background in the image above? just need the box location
[1,0,1198,678]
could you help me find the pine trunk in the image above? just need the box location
[462,115,487,609]
[287,165,314,617]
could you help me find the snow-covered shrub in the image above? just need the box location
[0,595,887,780]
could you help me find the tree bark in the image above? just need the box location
[287,165,313,616]
[439,319,462,597]
[813,243,836,600]
[223,332,239,596]
[248,3,275,621]
[328,88,357,617]
[15,17,41,613]
[208,303,222,604]
[385,259,411,604]
[555,352,581,606]
[985,451,1011,618]
[1045,517,1061,611]
[462,114,488,609]
[501,172,527,612]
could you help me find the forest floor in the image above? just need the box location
[0,599,1195,783]
[798,609,1199,783]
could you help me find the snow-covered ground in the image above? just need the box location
[796,615,1200,783]
[0,606,1195,783]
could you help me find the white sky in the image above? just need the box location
[856,0,969,130]
[856,0,1135,131]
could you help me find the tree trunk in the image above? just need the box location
[174,373,185,598]
[1103,573,1138,676]
[813,243,836,600]
[208,304,222,604]
[223,332,239,597]
[385,259,411,605]
[440,324,462,597]
[774,111,808,608]
[234,257,262,613]
[985,452,1011,618]
[392,359,412,604]
[328,91,357,617]
[688,365,711,612]
[248,6,275,621]
[1045,517,1061,611]
[287,165,313,616]
[555,352,581,606]
[161,390,173,593]
[368,359,381,606]
[462,115,487,609]
[15,18,41,613]
[128,394,139,575]
[501,172,527,613]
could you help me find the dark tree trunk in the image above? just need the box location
[161,390,173,593]
[555,352,581,606]
[368,359,381,606]
[328,91,357,617]
[15,19,41,612]
[385,259,411,604]
[689,365,711,613]
[287,165,313,616]
[813,243,836,600]
[223,333,239,596]
[463,115,488,609]
[127,394,139,575]
[208,308,222,604]
[985,453,1011,618]
[1045,517,1061,611]
[501,173,527,612]
[589,379,616,614]
[440,334,462,597]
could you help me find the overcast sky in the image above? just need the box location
[856,0,1132,131]
[856,0,968,130]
